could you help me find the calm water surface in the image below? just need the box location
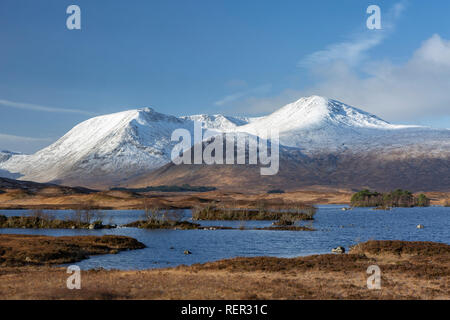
[0,205,448,270]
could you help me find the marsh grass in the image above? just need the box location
[71,201,105,224]
[125,203,199,229]
[192,201,316,221]
[0,206,113,229]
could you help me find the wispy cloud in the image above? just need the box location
[0,133,54,154]
[298,34,385,68]
[234,34,450,122]
[230,1,442,122]
[298,1,406,68]
[225,79,248,89]
[301,34,450,121]
[0,133,52,143]
[0,99,96,116]
[214,84,272,106]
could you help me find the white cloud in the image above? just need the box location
[301,34,450,121]
[0,133,53,154]
[298,2,406,68]
[299,33,385,68]
[223,2,450,124]
[0,99,96,116]
[225,79,248,89]
[226,34,450,122]
[227,89,303,115]
[214,84,272,106]
[0,133,52,142]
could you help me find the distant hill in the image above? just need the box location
[0,177,94,194]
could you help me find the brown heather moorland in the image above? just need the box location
[0,239,448,300]
[1,183,449,210]
[0,234,145,266]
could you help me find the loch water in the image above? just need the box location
[0,205,448,270]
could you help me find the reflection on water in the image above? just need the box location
[0,205,448,270]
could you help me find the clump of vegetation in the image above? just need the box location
[110,184,216,193]
[71,202,107,225]
[267,189,285,194]
[263,213,316,231]
[124,207,199,230]
[0,208,114,229]
[273,214,303,226]
[192,202,316,221]
[415,193,430,207]
[351,189,430,208]
[0,204,115,230]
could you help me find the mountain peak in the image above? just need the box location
[138,106,155,113]
[264,95,392,130]
[133,107,182,124]
[295,95,328,104]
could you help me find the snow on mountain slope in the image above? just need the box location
[0,150,21,163]
[236,96,448,154]
[0,95,448,187]
[0,151,24,179]
[181,114,250,130]
[0,108,194,186]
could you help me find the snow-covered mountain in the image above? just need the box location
[0,96,449,189]
[0,108,195,186]
[236,96,448,155]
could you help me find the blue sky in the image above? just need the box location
[1,0,450,153]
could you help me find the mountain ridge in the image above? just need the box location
[0,95,449,190]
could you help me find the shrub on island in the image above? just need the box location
[351,189,430,208]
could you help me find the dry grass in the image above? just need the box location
[350,240,450,258]
[0,240,448,300]
[0,186,355,210]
